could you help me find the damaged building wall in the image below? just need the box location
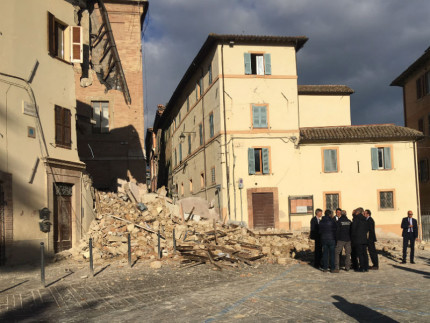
[75,0,147,190]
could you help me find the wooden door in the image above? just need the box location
[54,184,72,252]
[252,192,274,229]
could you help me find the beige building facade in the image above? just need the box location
[156,34,422,238]
[0,0,95,263]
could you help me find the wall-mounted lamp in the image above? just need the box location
[179,131,195,143]
[289,136,297,143]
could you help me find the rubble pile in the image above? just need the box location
[75,186,315,268]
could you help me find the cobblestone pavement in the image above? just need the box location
[0,251,429,322]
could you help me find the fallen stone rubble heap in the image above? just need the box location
[72,187,315,269]
[69,185,426,270]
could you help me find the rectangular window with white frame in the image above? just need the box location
[371,147,392,170]
[244,53,271,75]
[248,147,270,175]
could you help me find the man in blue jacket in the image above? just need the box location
[401,210,418,264]
[319,209,337,272]
[351,207,369,272]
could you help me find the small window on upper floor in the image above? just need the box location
[419,159,429,182]
[244,53,271,75]
[209,113,214,138]
[208,64,213,84]
[252,105,268,128]
[188,134,192,155]
[322,148,338,173]
[371,147,392,170]
[48,12,82,63]
[186,97,190,112]
[199,123,203,146]
[418,118,424,133]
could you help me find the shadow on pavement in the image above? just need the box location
[391,264,430,279]
[94,264,110,277]
[0,285,103,321]
[332,295,398,323]
[417,255,430,266]
[45,271,74,288]
[0,280,28,294]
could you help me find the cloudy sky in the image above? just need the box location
[141,0,430,130]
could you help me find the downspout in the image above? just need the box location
[200,68,208,201]
[413,140,422,240]
[221,43,231,221]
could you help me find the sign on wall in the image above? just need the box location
[288,195,314,216]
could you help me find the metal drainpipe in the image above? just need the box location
[413,140,422,240]
[200,68,208,201]
[221,43,231,221]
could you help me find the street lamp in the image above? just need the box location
[179,131,195,143]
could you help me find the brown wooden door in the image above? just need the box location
[54,190,72,252]
[252,192,274,229]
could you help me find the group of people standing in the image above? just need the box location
[310,207,378,273]
[310,208,419,273]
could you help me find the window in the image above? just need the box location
[418,118,424,133]
[248,148,270,175]
[209,113,214,138]
[92,101,109,133]
[200,173,205,188]
[252,105,268,128]
[324,193,340,212]
[199,123,203,146]
[189,179,193,194]
[196,79,202,100]
[55,105,71,148]
[48,12,82,62]
[181,183,184,197]
[174,149,177,167]
[186,97,190,112]
[322,148,338,173]
[244,53,271,75]
[208,64,213,84]
[379,190,394,209]
[179,143,182,163]
[371,147,392,170]
[419,159,429,182]
[211,167,216,183]
[28,126,36,138]
[188,134,191,155]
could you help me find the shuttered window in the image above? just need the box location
[179,143,182,163]
[208,64,213,84]
[252,105,268,128]
[248,148,270,175]
[211,167,216,183]
[323,149,338,172]
[371,147,392,170]
[188,134,191,155]
[209,113,214,138]
[70,26,83,63]
[199,123,203,146]
[244,53,272,75]
[55,105,71,149]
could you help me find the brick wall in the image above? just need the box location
[75,1,145,189]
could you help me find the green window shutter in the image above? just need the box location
[179,143,182,162]
[252,105,260,127]
[260,106,267,128]
[371,148,378,170]
[383,147,392,169]
[264,53,271,75]
[248,148,255,174]
[244,53,251,75]
[324,149,337,172]
[262,148,270,174]
[199,124,203,145]
[209,114,214,138]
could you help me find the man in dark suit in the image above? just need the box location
[310,208,323,269]
[351,207,369,272]
[401,210,418,264]
[364,209,378,269]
